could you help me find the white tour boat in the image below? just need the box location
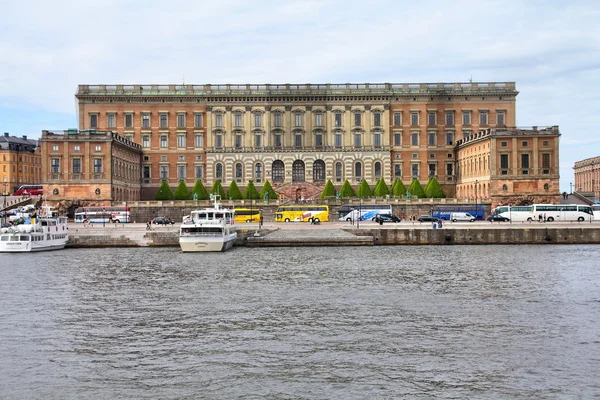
[179,194,237,252]
[0,205,69,252]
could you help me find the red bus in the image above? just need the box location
[14,185,43,196]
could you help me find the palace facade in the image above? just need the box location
[39,81,560,207]
[573,156,600,200]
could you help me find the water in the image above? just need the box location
[1,245,599,399]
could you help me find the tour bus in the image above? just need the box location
[492,204,594,222]
[234,208,261,223]
[431,204,485,221]
[592,204,600,220]
[338,204,393,221]
[14,185,43,196]
[74,206,131,223]
[275,205,329,223]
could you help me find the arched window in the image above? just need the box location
[374,161,382,179]
[272,160,284,183]
[335,162,343,182]
[292,160,305,182]
[312,160,325,183]
[354,162,362,183]
[216,163,223,181]
[235,162,243,183]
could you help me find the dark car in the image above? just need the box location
[374,214,401,223]
[417,215,439,223]
[152,216,175,225]
[487,215,510,222]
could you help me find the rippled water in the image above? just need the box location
[1,245,600,399]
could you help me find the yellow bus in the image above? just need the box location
[234,208,261,223]
[274,205,329,223]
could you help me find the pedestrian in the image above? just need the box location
[146,221,151,231]
[543,213,547,222]
[539,214,543,222]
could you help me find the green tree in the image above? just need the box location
[155,180,173,200]
[339,180,356,198]
[210,180,226,199]
[259,180,278,200]
[356,179,372,198]
[320,179,336,199]
[373,178,390,197]
[191,180,209,200]
[227,181,243,200]
[407,178,426,198]
[173,180,190,200]
[424,177,446,198]
[392,179,407,197]
[243,180,260,199]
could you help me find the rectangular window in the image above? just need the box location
[90,114,98,128]
[51,158,60,173]
[74,145,80,151]
[215,114,223,127]
[160,135,168,148]
[315,113,323,127]
[446,163,453,177]
[543,140,549,147]
[411,132,419,146]
[295,134,302,148]
[274,113,282,127]
[393,112,401,126]
[125,114,133,128]
[295,113,302,127]
[480,111,488,125]
[394,133,402,146]
[178,165,186,180]
[143,165,150,183]
[52,145,59,151]
[255,134,262,148]
[428,132,436,146]
[160,113,168,128]
[142,113,150,128]
[521,154,529,169]
[374,112,381,127]
[445,111,454,126]
[394,164,402,178]
[95,145,101,151]
[411,112,419,126]
[497,111,505,125]
[429,163,436,176]
[177,113,186,128]
[354,133,361,148]
[195,135,203,148]
[195,165,203,179]
[254,114,262,127]
[335,133,342,148]
[335,113,342,127]
[463,111,471,126]
[428,112,436,126]
[142,136,150,148]
[354,113,361,126]
[522,141,528,147]
[94,158,102,173]
[194,113,203,128]
[446,132,454,145]
[235,114,242,127]
[274,134,282,148]
[315,134,323,147]
[374,133,381,147]
[411,164,419,178]
[235,135,242,149]
[177,135,186,148]
[160,165,168,180]
[501,141,508,147]
[542,153,550,173]
[107,114,116,128]
[72,158,81,173]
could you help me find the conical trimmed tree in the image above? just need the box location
[407,178,426,198]
[424,177,446,198]
[155,180,173,200]
[356,179,372,198]
[339,179,356,198]
[373,178,390,197]
[210,180,226,199]
[191,180,209,200]
[243,180,260,199]
[173,181,190,200]
[259,180,278,200]
[392,178,407,197]
[320,179,336,199]
[227,181,243,200]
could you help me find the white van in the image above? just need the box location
[450,212,475,222]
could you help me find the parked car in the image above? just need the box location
[417,215,439,222]
[374,214,401,223]
[152,217,175,225]
[487,215,510,222]
[450,212,476,222]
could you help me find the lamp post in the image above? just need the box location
[570,182,573,194]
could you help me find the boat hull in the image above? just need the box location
[0,240,67,253]
[179,235,237,252]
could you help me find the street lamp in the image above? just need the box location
[570,182,573,194]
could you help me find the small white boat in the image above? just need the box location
[179,195,237,252]
[0,205,69,253]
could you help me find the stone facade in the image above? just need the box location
[573,156,600,200]
[0,132,41,194]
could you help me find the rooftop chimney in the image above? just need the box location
[3,132,9,137]
[22,135,27,140]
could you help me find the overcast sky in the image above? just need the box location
[1,0,598,192]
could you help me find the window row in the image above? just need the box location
[392,110,506,127]
[393,131,456,147]
[89,112,204,129]
[51,158,103,174]
[213,111,384,129]
[392,163,455,180]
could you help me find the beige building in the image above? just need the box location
[573,156,600,200]
[0,132,41,195]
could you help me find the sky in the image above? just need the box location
[1,0,599,193]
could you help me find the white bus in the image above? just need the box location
[338,204,393,221]
[492,204,594,222]
[592,204,600,220]
[74,206,131,223]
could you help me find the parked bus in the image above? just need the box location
[234,208,261,223]
[338,204,393,221]
[592,204,600,220]
[14,185,43,196]
[431,204,485,221]
[74,206,131,223]
[275,205,329,223]
[492,204,594,222]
